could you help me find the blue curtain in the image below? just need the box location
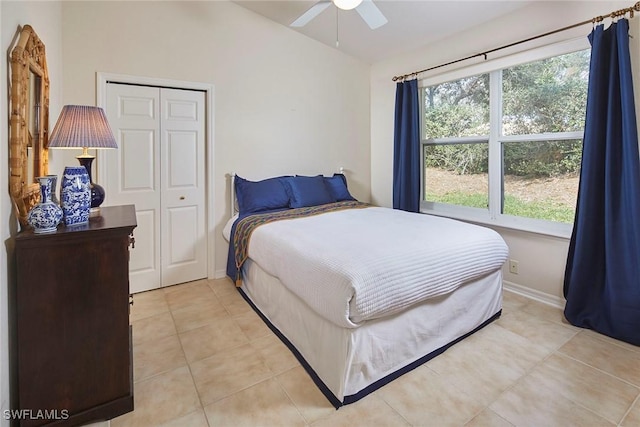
[393,79,420,212]
[563,18,640,346]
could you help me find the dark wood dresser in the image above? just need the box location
[13,205,137,427]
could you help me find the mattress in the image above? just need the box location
[232,205,508,327]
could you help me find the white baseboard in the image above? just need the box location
[503,280,565,309]
[214,269,228,280]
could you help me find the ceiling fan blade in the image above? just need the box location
[290,1,332,27]
[355,0,388,30]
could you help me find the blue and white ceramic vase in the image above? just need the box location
[26,175,63,234]
[45,174,59,205]
[60,166,91,226]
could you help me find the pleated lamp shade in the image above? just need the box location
[48,105,117,151]
[48,105,117,212]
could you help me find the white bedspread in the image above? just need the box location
[244,206,508,328]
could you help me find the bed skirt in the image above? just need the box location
[239,259,503,408]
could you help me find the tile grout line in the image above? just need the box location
[482,305,588,418]
[124,288,204,426]
[165,288,213,427]
[418,365,487,425]
[215,276,335,426]
[272,368,316,427]
[484,346,558,418]
[535,348,639,425]
[582,330,640,355]
[483,310,639,426]
[618,393,640,426]
[130,292,179,384]
[372,392,414,427]
[180,278,279,423]
[554,337,640,390]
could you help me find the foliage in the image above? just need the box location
[503,140,582,177]
[426,190,574,223]
[425,144,487,175]
[502,50,590,135]
[423,49,589,179]
[424,74,489,139]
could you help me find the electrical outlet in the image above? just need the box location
[509,259,519,275]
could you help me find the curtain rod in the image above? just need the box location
[392,1,640,82]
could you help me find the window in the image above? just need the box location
[423,74,489,211]
[420,41,590,236]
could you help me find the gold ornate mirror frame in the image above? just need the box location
[9,25,50,227]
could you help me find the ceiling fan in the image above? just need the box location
[291,0,388,30]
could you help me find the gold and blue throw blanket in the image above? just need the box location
[227,201,369,286]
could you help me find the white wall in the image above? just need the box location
[1,2,64,423]
[1,0,370,418]
[3,1,638,417]
[371,1,634,304]
[60,1,372,278]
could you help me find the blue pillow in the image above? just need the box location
[324,174,355,201]
[235,175,290,214]
[284,175,336,208]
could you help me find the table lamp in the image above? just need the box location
[48,105,117,213]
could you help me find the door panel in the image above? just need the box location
[120,95,154,117]
[106,84,161,293]
[160,89,207,287]
[129,209,157,275]
[104,83,206,292]
[167,99,197,121]
[120,130,156,191]
[167,131,197,188]
[167,206,198,263]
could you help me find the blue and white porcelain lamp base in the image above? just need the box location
[61,166,91,226]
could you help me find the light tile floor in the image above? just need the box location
[111,278,640,427]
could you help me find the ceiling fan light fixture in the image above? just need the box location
[333,0,363,11]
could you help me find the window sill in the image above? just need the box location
[421,206,572,240]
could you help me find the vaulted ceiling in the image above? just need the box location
[233,1,536,63]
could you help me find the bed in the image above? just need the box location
[224,173,508,408]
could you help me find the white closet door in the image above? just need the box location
[160,88,207,287]
[104,83,207,293]
[105,84,161,293]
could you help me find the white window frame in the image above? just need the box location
[419,37,590,238]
